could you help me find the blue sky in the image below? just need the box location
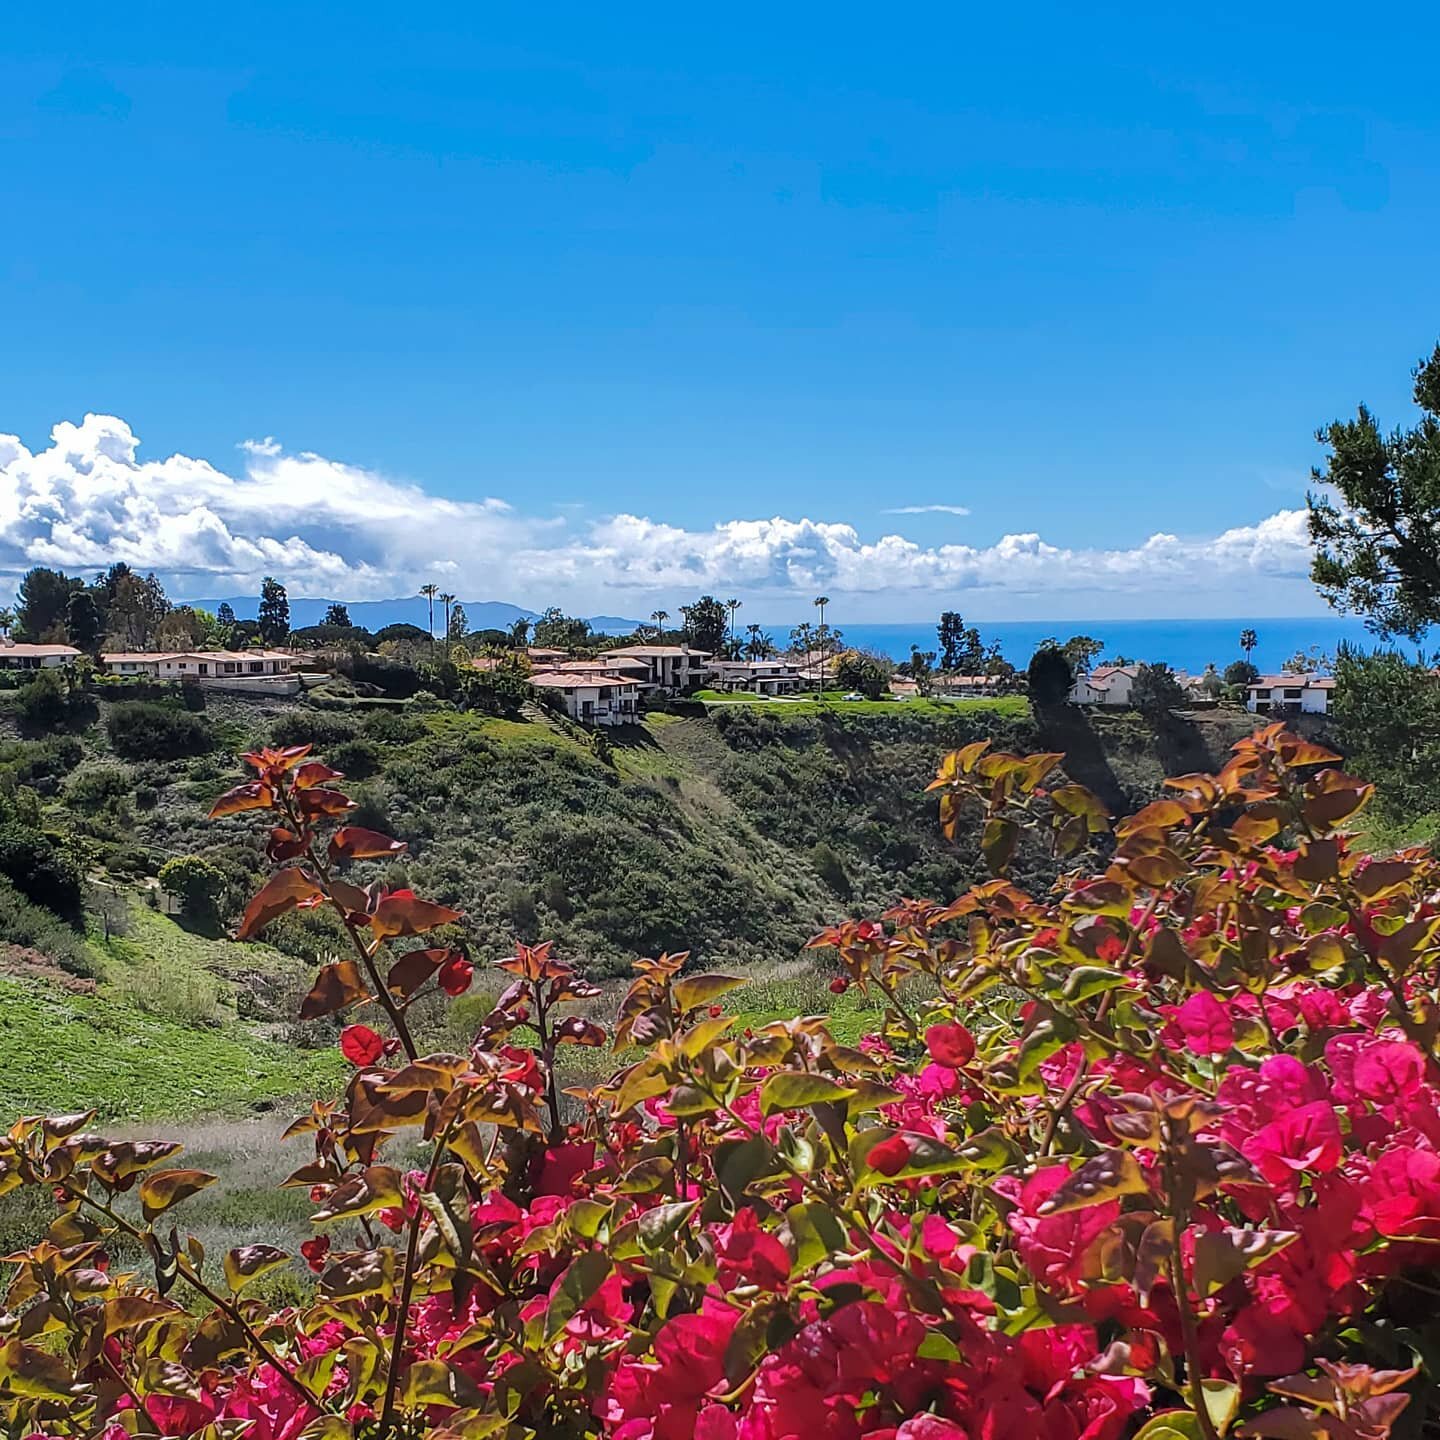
[2,3,1438,620]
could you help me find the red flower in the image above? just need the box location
[1245,1102,1343,1187]
[300,1236,330,1273]
[925,1022,976,1068]
[437,954,474,996]
[339,1024,384,1066]
[712,1206,792,1291]
[868,1133,914,1177]
[829,976,849,994]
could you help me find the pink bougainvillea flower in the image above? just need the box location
[339,1024,384,1066]
[1245,1101,1343,1187]
[1174,991,1233,1056]
[300,1236,330,1273]
[925,1022,976,1069]
[868,1133,914,1177]
[713,1206,792,1290]
[1352,1038,1426,1106]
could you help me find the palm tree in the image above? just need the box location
[419,584,439,648]
[440,592,456,642]
[651,609,669,640]
[745,622,763,660]
[812,596,830,695]
[0,607,13,639]
[1240,628,1257,662]
[726,598,741,653]
[509,617,530,649]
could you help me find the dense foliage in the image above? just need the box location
[1308,340,1440,639]
[2,725,1438,1440]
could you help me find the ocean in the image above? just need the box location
[763,616,1418,674]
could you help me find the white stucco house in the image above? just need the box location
[708,659,803,696]
[529,668,640,725]
[602,645,712,694]
[1245,673,1333,715]
[0,641,82,670]
[1069,665,1138,706]
[101,650,313,694]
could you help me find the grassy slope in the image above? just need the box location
[0,902,343,1120]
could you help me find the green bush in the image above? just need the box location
[269,711,359,749]
[0,877,93,975]
[15,672,94,735]
[325,738,382,780]
[0,735,84,791]
[106,701,212,760]
[360,710,426,745]
[62,765,132,814]
[157,856,227,929]
[0,823,83,922]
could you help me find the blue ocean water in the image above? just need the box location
[767,616,1419,673]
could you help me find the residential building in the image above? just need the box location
[101,649,314,694]
[602,645,712,694]
[1069,665,1138,706]
[0,641,81,670]
[1245,673,1333,715]
[529,668,640,726]
[709,659,804,696]
[935,674,1006,698]
[889,677,920,699]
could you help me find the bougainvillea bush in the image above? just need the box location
[4,725,1440,1439]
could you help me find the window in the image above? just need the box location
[199,664,208,676]
[250,662,263,673]
[1284,688,1302,700]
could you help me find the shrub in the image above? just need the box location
[62,764,132,814]
[0,822,83,921]
[360,709,426,745]
[324,737,382,779]
[158,855,227,928]
[0,876,93,975]
[269,711,359,749]
[106,700,212,760]
[14,670,93,734]
[5,727,1440,1440]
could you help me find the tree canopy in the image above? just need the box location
[1308,341,1440,639]
[257,577,290,645]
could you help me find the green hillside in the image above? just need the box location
[0,678,1258,1119]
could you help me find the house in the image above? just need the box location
[935,674,1006,698]
[526,646,571,665]
[602,645,712,695]
[0,641,81,670]
[1245,673,1333,715]
[101,649,313,694]
[888,677,920,699]
[1069,665,1138,706]
[529,668,640,726]
[708,659,804,696]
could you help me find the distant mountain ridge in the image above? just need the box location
[182,596,642,636]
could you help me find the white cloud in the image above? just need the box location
[883,503,972,516]
[0,413,1320,617]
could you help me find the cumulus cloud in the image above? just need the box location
[0,413,1317,615]
[882,503,972,516]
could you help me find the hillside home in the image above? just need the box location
[709,659,803,696]
[603,645,711,694]
[101,650,313,694]
[936,674,1006,698]
[1069,665,1138,706]
[889,677,920,698]
[529,668,640,726]
[0,641,82,670]
[1245,673,1333,715]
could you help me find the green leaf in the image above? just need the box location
[1037,1149,1149,1214]
[223,1244,290,1293]
[981,816,1020,874]
[759,1072,856,1117]
[544,1251,612,1341]
[916,1331,962,1363]
[637,1201,698,1255]
[672,974,747,1011]
[1060,966,1128,1003]
[784,1201,848,1271]
[139,1168,217,1222]
[1200,1379,1241,1437]
[1132,1416,1205,1440]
